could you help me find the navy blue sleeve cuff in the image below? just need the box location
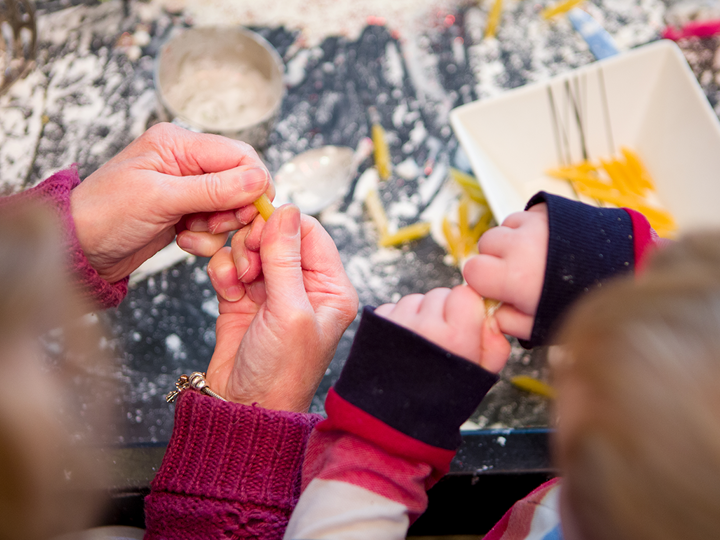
[521,191,635,348]
[334,306,499,451]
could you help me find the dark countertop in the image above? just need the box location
[3,0,720,505]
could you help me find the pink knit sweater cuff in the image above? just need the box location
[0,167,128,309]
[151,390,323,509]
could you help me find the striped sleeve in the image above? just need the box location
[484,478,563,540]
[284,307,499,539]
[521,192,660,348]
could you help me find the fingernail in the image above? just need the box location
[225,286,243,302]
[241,168,269,193]
[236,255,250,281]
[177,235,194,251]
[208,216,231,234]
[487,315,500,335]
[187,217,209,232]
[280,206,301,237]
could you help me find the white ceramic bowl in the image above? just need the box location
[450,40,720,233]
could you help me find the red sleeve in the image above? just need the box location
[301,307,498,522]
[623,207,662,273]
[0,167,128,309]
[145,390,323,540]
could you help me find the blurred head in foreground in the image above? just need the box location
[0,206,109,539]
[554,232,720,540]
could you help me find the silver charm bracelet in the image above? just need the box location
[166,372,227,403]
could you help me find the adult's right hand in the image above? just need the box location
[204,205,359,413]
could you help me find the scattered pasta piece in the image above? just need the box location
[379,222,432,247]
[541,0,585,19]
[450,167,487,204]
[443,169,495,265]
[366,189,430,247]
[510,375,557,399]
[371,123,392,180]
[485,0,504,39]
[443,216,462,262]
[365,189,389,237]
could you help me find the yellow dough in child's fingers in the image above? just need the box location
[484,298,502,317]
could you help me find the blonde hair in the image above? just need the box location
[554,232,720,540]
[0,205,109,539]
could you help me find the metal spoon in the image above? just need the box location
[273,138,373,215]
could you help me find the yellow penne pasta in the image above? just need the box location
[600,159,632,196]
[485,0,504,39]
[542,0,585,19]
[450,168,487,204]
[253,194,275,221]
[484,298,502,317]
[442,216,462,262]
[458,196,470,235]
[372,123,392,180]
[379,222,432,247]
[365,189,389,237]
[510,375,557,399]
[471,210,493,243]
[548,149,675,238]
[631,204,677,229]
[621,147,655,190]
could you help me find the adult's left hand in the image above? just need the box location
[70,123,273,283]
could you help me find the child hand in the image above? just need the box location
[462,203,548,341]
[375,285,511,373]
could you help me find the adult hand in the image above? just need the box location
[204,204,359,412]
[374,286,511,374]
[70,123,274,283]
[462,203,548,340]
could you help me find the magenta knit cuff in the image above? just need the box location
[145,391,323,539]
[0,167,128,309]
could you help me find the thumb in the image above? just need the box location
[161,166,271,216]
[480,315,512,374]
[259,204,307,309]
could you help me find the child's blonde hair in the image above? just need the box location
[554,232,720,540]
[0,205,109,539]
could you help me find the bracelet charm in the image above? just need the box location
[166,372,227,403]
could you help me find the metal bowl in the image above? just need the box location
[155,26,284,149]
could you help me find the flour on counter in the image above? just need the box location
[180,0,468,47]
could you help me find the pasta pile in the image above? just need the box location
[546,147,677,238]
[442,168,495,265]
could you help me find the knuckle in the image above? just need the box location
[231,229,247,250]
[201,171,227,208]
[143,122,176,143]
[285,308,316,334]
[234,139,255,155]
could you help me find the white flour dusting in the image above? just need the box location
[181,0,469,47]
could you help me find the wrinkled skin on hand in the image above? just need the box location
[70,123,274,283]
[205,204,359,412]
